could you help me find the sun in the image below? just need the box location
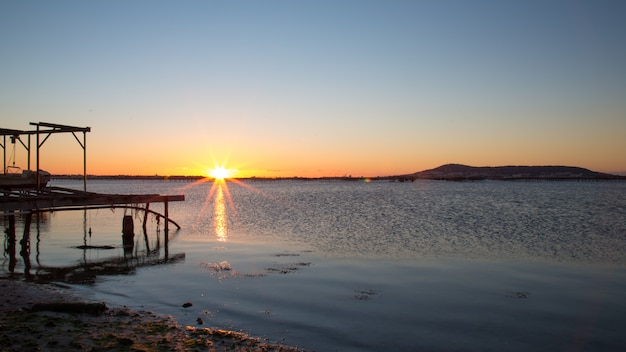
[208,166,233,180]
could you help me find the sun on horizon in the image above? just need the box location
[208,166,235,180]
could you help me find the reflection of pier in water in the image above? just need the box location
[2,211,185,284]
[1,121,186,283]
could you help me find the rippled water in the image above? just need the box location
[2,179,626,351]
[221,180,626,264]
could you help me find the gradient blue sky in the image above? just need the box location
[1,0,625,176]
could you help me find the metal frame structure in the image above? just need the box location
[1,122,90,191]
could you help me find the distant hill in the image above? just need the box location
[407,164,624,181]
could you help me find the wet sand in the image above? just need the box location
[0,278,303,351]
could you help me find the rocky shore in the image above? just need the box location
[0,278,303,351]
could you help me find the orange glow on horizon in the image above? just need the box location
[32,142,626,178]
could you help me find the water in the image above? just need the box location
[2,179,626,351]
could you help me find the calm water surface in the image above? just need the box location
[2,179,626,351]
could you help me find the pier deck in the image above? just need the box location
[0,186,184,230]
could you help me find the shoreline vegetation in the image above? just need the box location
[0,279,304,351]
[52,164,626,182]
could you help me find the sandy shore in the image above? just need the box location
[0,278,304,351]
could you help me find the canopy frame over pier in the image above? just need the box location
[1,122,91,191]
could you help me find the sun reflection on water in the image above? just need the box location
[179,173,271,242]
[213,183,227,241]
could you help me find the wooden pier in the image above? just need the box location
[2,121,185,239]
[1,186,184,232]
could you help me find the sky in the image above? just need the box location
[1,0,625,177]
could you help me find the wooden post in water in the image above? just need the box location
[142,203,151,253]
[143,203,150,233]
[164,201,169,238]
[164,200,169,259]
[122,215,134,255]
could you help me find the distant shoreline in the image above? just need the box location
[405,164,626,182]
[51,174,626,182]
[48,163,626,182]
